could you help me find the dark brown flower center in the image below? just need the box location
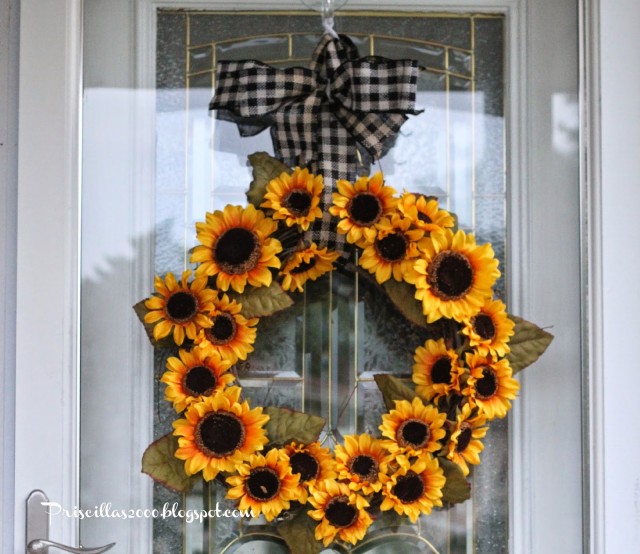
[392,471,425,504]
[283,190,312,216]
[375,232,408,262]
[396,419,430,450]
[289,452,320,482]
[325,496,358,528]
[348,192,383,226]
[195,412,245,457]
[214,228,260,274]
[183,365,216,396]
[290,258,317,275]
[456,424,473,453]
[246,467,281,501]
[472,313,496,340]
[349,455,378,482]
[417,211,433,224]
[205,313,237,345]
[431,356,453,384]
[166,291,198,322]
[427,251,473,300]
[475,367,498,399]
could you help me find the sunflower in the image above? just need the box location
[446,404,488,476]
[334,434,391,495]
[461,298,515,358]
[358,213,426,284]
[412,338,465,401]
[226,448,300,522]
[397,192,455,235]
[413,229,500,323]
[173,386,269,481]
[462,353,519,420]
[379,397,447,457]
[379,455,445,522]
[308,479,372,547]
[191,204,282,293]
[161,347,235,413]
[329,172,398,246]
[143,270,216,346]
[194,294,258,364]
[280,243,340,293]
[260,167,324,231]
[283,441,337,503]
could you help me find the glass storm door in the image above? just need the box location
[14,1,583,553]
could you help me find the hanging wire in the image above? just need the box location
[301,0,347,37]
[323,0,339,38]
[322,14,340,39]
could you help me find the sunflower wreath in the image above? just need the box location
[136,153,553,552]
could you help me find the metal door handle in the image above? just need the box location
[27,539,115,554]
[26,490,115,554]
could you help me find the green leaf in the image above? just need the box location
[133,300,177,349]
[228,282,294,319]
[373,374,417,411]
[438,457,471,505]
[247,152,291,208]
[133,300,153,340]
[382,280,427,328]
[278,509,322,554]
[265,407,325,445]
[141,433,198,493]
[506,315,554,374]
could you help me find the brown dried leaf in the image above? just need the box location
[141,433,198,493]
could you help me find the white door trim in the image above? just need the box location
[0,0,20,549]
[598,1,640,552]
[579,1,605,552]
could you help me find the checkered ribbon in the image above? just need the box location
[210,33,422,251]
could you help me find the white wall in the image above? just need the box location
[0,0,19,550]
[600,0,640,551]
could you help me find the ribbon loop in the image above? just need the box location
[330,58,421,115]
[213,62,315,120]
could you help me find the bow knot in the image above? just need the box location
[211,33,422,250]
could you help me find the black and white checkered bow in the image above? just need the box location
[211,33,422,252]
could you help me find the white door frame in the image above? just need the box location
[13,0,83,551]
[8,0,624,552]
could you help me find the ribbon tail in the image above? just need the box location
[214,108,272,137]
[304,104,360,252]
[272,93,322,166]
